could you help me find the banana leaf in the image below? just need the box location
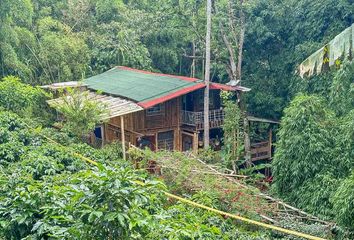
[299,23,354,78]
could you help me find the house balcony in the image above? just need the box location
[181,109,225,130]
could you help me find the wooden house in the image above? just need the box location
[46,66,277,161]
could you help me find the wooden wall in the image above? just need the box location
[135,97,180,131]
[184,89,221,112]
[104,97,182,151]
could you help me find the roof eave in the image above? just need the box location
[210,83,251,92]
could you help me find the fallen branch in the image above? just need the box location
[193,155,332,225]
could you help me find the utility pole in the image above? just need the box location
[204,0,212,149]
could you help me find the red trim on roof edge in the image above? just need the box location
[210,83,236,91]
[138,83,205,108]
[210,83,251,92]
[117,66,200,83]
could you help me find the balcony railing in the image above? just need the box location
[181,109,225,129]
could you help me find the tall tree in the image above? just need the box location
[214,0,250,161]
[203,0,212,149]
[215,0,245,85]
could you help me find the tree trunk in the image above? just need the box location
[244,115,251,166]
[236,0,245,81]
[219,21,237,81]
[204,0,212,149]
[191,40,196,78]
[236,0,250,166]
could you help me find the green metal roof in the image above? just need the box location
[84,66,203,103]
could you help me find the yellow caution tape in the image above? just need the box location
[163,192,326,240]
[24,122,327,240]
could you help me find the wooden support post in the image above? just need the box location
[104,123,109,144]
[100,125,105,148]
[268,128,273,159]
[155,133,158,151]
[121,116,126,160]
[244,117,251,166]
[174,129,178,150]
[176,97,182,151]
[193,132,198,154]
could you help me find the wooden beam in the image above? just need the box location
[269,128,273,159]
[155,133,158,151]
[181,131,195,137]
[121,116,126,160]
[177,97,181,151]
[104,123,109,143]
[107,123,144,137]
[193,132,198,154]
[101,125,105,147]
[174,129,178,150]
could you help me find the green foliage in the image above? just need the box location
[1,0,354,118]
[197,148,222,164]
[273,93,354,234]
[331,110,354,180]
[1,0,354,237]
[294,174,340,219]
[37,29,90,83]
[331,171,354,230]
[53,88,107,138]
[147,191,272,240]
[273,94,335,196]
[0,76,50,118]
[133,149,273,221]
[276,219,330,240]
[221,91,244,172]
[0,110,278,239]
[0,110,159,239]
[89,22,152,73]
[329,62,354,116]
[0,0,34,79]
[0,167,165,239]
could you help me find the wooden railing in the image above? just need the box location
[181,109,225,129]
[251,141,271,161]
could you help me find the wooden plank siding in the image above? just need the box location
[101,92,275,163]
[104,97,183,151]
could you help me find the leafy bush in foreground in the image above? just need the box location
[0,110,274,239]
[332,171,354,230]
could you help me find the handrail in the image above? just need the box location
[181,109,225,127]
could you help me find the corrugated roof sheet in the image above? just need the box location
[83,66,250,108]
[47,91,143,120]
[41,81,86,90]
[84,66,203,103]
[247,116,279,124]
[43,67,251,110]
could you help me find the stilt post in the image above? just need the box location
[121,116,126,160]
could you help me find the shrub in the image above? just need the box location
[0,76,51,120]
[332,171,354,230]
[52,88,107,138]
[272,94,335,199]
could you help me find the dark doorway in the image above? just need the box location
[136,136,156,151]
[182,133,193,151]
[94,126,102,139]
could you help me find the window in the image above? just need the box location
[146,104,164,116]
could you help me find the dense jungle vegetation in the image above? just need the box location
[0,0,354,239]
[0,79,286,239]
